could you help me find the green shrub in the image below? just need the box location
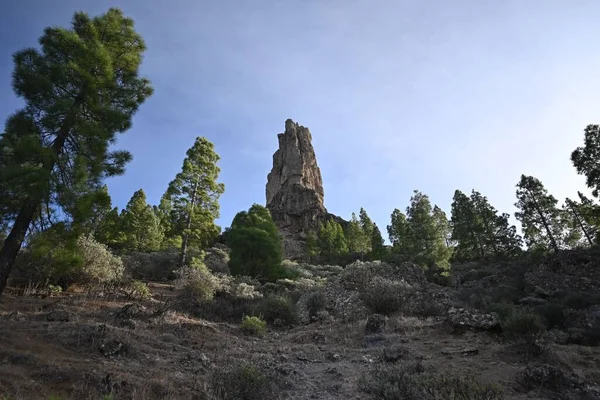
[121,250,178,281]
[306,291,327,318]
[340,260,394,292]
[260,295,297,327]
[241,315,266,335]
[361,276,413,315]
[47,284,63,297]
[209,362,277,400]
[204,246,230,274]
[124,280,152,301]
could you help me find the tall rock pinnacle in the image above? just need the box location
[266,119,343,258]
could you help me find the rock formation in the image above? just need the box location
[266,119,343,258]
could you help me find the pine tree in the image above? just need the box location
[515,175,563,252]
[346,213,369,257]
[369,224,385,261]
[450,190,483,261]
[563,197,594,246]
[388,191,451,268]
[227,204,283,281]
[304,232,319,263]
[0,9,152,294]
[571,124,600,197]
[153,194,182,249]
[95,207,125,249]
[121,189,163,252]
[163,137,224,268]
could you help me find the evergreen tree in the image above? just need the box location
[163,137,224,268]
[450,190,483,261]
[227,204,283,281]
[359,208,375,249]
[121,189,163,252]
[95,207,125,249]
[388,191,451,268]
[304,232,319,263]
[369,224,385,261]
[515,175,563,252]
[0,9,152,294]
[563,197,594,246]
[317,219,348,263]
[346,213,369,257]
[571,124,600,197]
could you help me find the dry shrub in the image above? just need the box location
[502,311,547,357]
[361,276,413,315]
[260,295,297,327]
[209,362,278,400]
[121,250,178,281]
[175,258,220,304]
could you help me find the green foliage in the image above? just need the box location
[94,206,126,249]
[121,189,163,252]
[0,8,152,293]
[387,191,452,268]
[241,315,267,335]
[369,224,386,260]
[346,212,370,257]
[47,284,63,296]
[163,137,224,267]
[124,280,152,301]
[572,124,600,198]
[317,219,348,263]
[515,175,564,252]
[227,204,284,281]
[121,249,179,281]
[451,190,522,262]
[259,295,297,327]
[304,232,320,262]
[361,276,413,315]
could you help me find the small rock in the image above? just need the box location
[115,303,146,320]
[46,309,69,322]
[447,307,500,331]
[362,356,374,364]
[383,346,410,362]
[365,314,386,334]
[99,339,126,358]
[327,352,341,362]
[118,319,137,330]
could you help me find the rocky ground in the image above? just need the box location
[1,253,600,399]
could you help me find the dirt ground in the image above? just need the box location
[1,283,599,400]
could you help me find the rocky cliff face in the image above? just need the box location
[266,119,343,258]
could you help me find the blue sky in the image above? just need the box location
[1,0,600,239]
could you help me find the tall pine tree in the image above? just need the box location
[0,9,152,294]
[163,137,224,268]
[121,189,163,252]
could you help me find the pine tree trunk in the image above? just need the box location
[0,129,72,295]
[569,204,593,246]
[528,189,559,252]
[179,178,199,269]
[0,97,80,295]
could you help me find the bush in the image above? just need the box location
[121,250,178,281]
[175,258,219,304]
[204,246,230,274]
[559,291,600,310]
[123,280,152,301]
[306,291,327,318]
[260,295,297,327]
[502,311,546,356]
[194,275,263,322]
[361,276,413,315]
[209,362,278,400]
[485,303,515,322]
[358,362,504,400]
[340,261,394,292]
[582,327,600,347]
[420,374,504,399]
[241,315,267,335]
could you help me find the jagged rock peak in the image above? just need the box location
[266,119,325,210]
